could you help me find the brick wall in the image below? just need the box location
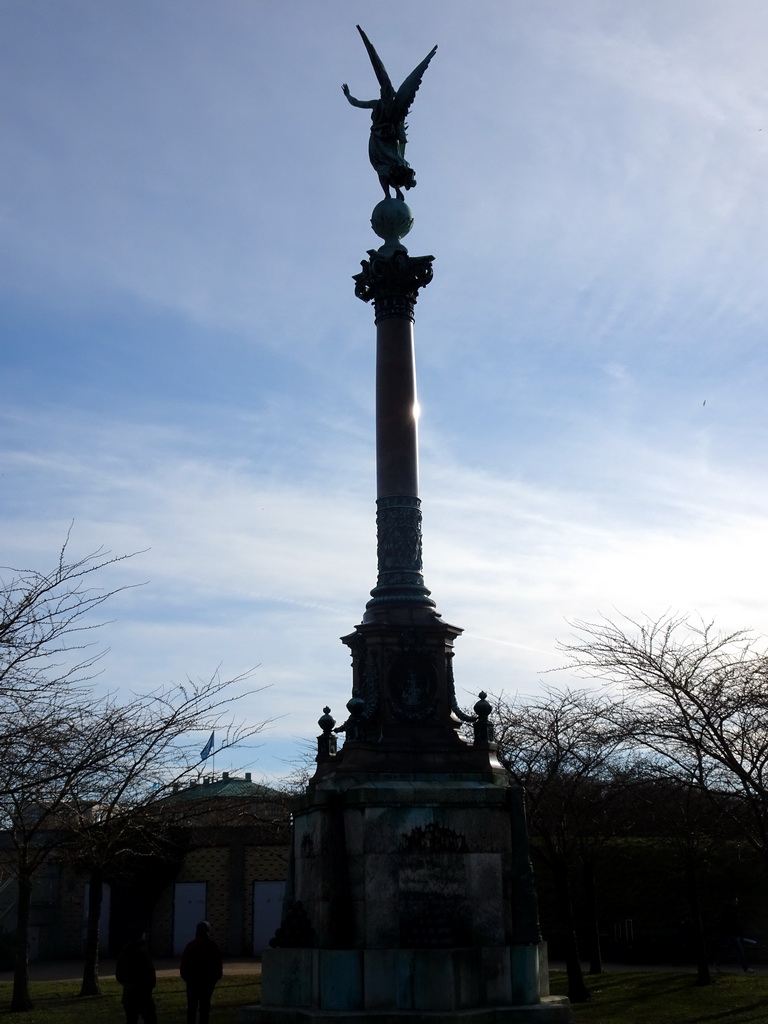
[152,839,289,957]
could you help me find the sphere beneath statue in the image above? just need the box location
[371,198,413,256]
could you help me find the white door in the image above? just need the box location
[252,880,285,954]
[174,882,206,955]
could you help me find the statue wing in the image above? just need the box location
[392,44,438,121]
[356,25,394,99]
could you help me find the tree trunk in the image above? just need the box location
[683,853,711,986]
[553,858,590,1002]
[11,872,33,1011]
[79,866,103,996]
[582,857,603,974]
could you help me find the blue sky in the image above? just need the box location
[3,1,768,780]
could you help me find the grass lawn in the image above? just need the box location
[550,970,768,1024]
[0,974,261,1022]
[2,970,768,1022]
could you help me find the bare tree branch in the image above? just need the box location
[556,611,768,861]
[0,527,144,698]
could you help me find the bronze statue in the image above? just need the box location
[342,26,437,200]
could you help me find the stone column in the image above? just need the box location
[353,206,436,618]
[373,277,420,499]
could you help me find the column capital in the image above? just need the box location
[353,250,434,322]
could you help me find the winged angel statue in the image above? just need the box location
[343,26,437,200]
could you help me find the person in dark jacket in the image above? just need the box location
[718,896,756,972]
[115,926,157,1024]
[180,920,223,1024]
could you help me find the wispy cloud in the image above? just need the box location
[2,2,768,778]
[4,390,767,777]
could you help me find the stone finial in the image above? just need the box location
[346,693,365,718]
[318,707,335,733]
[317,707,337,761]
[371,198,413,256]
[474,691,492,718]
[473,691,495,746]
[341,692,366,743]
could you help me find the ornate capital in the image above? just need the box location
[353,251,434,322]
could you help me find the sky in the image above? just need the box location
[3,0,768,782]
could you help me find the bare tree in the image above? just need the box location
[614,760,726,986]
[558,613,768,864]
[0,530,139,703]
[0,697,139,1010]
[1,665,271,1010]
[0,537,274,1010]
[0,534,140,1010]
[66,671,271,997]
[552,612,768,982]
[492,686,628,1001]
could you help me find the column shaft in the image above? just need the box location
[375,315,419,499]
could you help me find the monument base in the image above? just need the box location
[243,1002,572,1024]
[241,944,571,1023]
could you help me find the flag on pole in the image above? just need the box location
[200,732,215,760]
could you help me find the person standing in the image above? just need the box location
[718,896,755,973]
[115,926,157,1024]
[180,920,223,1024]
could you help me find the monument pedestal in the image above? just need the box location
[249,946,570,1022]
[252,942,570,1020]
[244,777,571,1023]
